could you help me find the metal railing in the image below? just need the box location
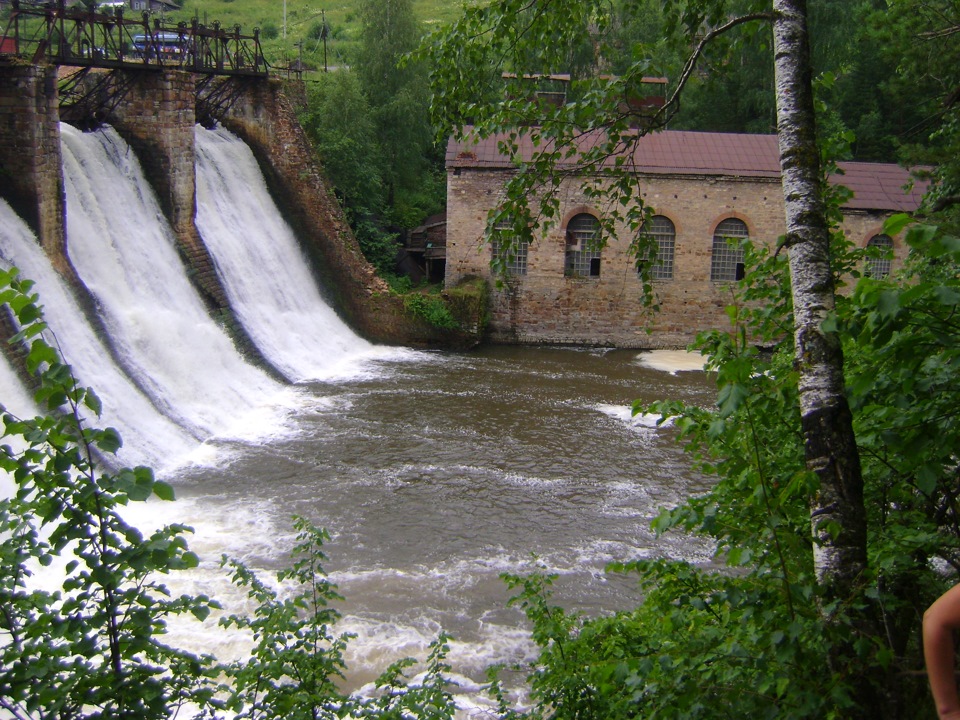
[0,0,268,77]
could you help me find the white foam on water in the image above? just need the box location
[594,402,675,429]
[634,349,706,374]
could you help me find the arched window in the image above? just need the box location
[710,218,748,282]
[490,217,529,275]
[865,234,893,278]
[564,213,602,277]
[637,215,676,281]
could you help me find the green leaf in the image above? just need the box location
[882,213,913,236]
[717,383,749,418]
[83,388,103,416]
[153,480,176,501]
[877,290,900,319]
[94,427,122,455]
[916,464,938,497]
[934,286,960,306]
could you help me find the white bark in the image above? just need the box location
[772,0,867,601]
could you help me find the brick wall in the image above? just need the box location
[0,62,66,267]
[446,167,906,348]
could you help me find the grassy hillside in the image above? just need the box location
[166,0,464,70]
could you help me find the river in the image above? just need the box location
[126,345,716,715]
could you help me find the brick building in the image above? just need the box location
[445,128,926,348]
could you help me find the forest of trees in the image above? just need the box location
[299,0,444,279]
[3,0,960,718]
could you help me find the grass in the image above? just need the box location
[166,0,465,71]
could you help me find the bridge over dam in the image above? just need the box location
[0,8,472,378]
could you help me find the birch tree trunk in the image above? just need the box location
[772,0,868,611]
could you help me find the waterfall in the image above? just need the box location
[1,122,407,472]
[59,123,296,449]
[194,124,392,382]
[0,197,199,473]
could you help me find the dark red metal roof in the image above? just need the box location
[832,161,926,211]
[447,128,927,212]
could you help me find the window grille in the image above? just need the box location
[490,218,529,275]
[565,213,602,277]
[866,234,893,278]
[638,215,676,280]
[710,218,748,282]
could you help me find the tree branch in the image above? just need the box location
[653,11,776,127]
[928,194,960,212]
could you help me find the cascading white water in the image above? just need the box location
[0,198,200,472]
[59,123,297,445]
[194,124,403,382]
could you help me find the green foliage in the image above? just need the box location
[298,0,444,276]
[0,267,221,719]
[841,219,960,653]
[301,71,384,218]
[402,291,459,330]
[219,519,350,719]
[260,22,279,40]
[444,277,489,333]
[871,0,960,227]
[356,0,442,220]
[307,20,329,41]
[354,220,402,276]
[385,273,415,294]
[300,72,405,274]
[497,564,867,719]
[390,278,486,333]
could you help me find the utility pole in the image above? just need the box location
[320,8,328,72]
[282,0,286,39]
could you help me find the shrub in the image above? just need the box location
[403,291,458,330]
[260,22,279,40]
